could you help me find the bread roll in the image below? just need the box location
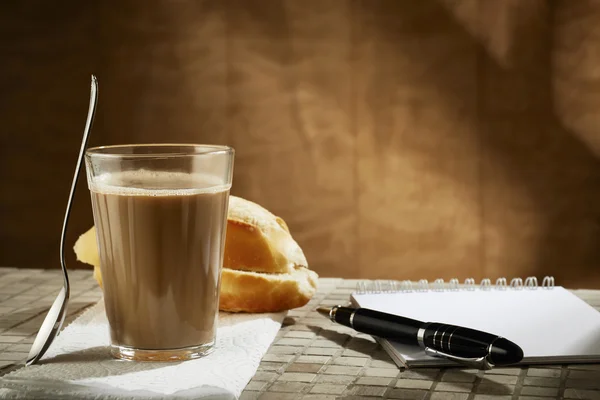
[74,195,318,313]
[73,227,104,287]
[220,266,318,313]
[225,195,308,274]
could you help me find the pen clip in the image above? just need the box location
[424,347,494,370]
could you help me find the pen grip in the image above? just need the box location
[350,308,422,346]
[423,322,497,358]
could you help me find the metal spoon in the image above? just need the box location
[26,75,98,366]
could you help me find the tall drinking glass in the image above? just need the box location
[84,144,234,361]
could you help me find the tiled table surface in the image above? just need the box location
[0,268,599,400]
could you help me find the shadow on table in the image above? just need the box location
[0,348,182,396]
[305,324,390,360]
[306,324,515,395]
[2,306,49,322]
[40,346,114,365]
[0,348,180,398]
[1,301,95,335]
[37,346,177,376]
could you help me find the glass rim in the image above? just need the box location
[86,144,234,159]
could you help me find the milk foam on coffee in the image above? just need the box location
[90,169,230,195]
[90,169,230,350]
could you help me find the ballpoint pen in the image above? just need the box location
[317,305,524,370]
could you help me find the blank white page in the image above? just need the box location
[351,287,600,366]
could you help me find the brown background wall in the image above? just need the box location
[1,0,600,288]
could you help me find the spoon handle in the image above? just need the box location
[59,75,98,289]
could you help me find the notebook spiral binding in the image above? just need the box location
[355,276,555,294]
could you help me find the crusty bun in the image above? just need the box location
[74,195,318,313]
[219,266,318,313]
[225,195,307,274]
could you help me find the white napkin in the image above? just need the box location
[0,302,285,399]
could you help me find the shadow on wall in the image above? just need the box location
[225,1,358,278]
[356,0,600,285]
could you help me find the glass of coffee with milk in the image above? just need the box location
[84,144,234,361]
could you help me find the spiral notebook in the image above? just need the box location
[350,277,600,368]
